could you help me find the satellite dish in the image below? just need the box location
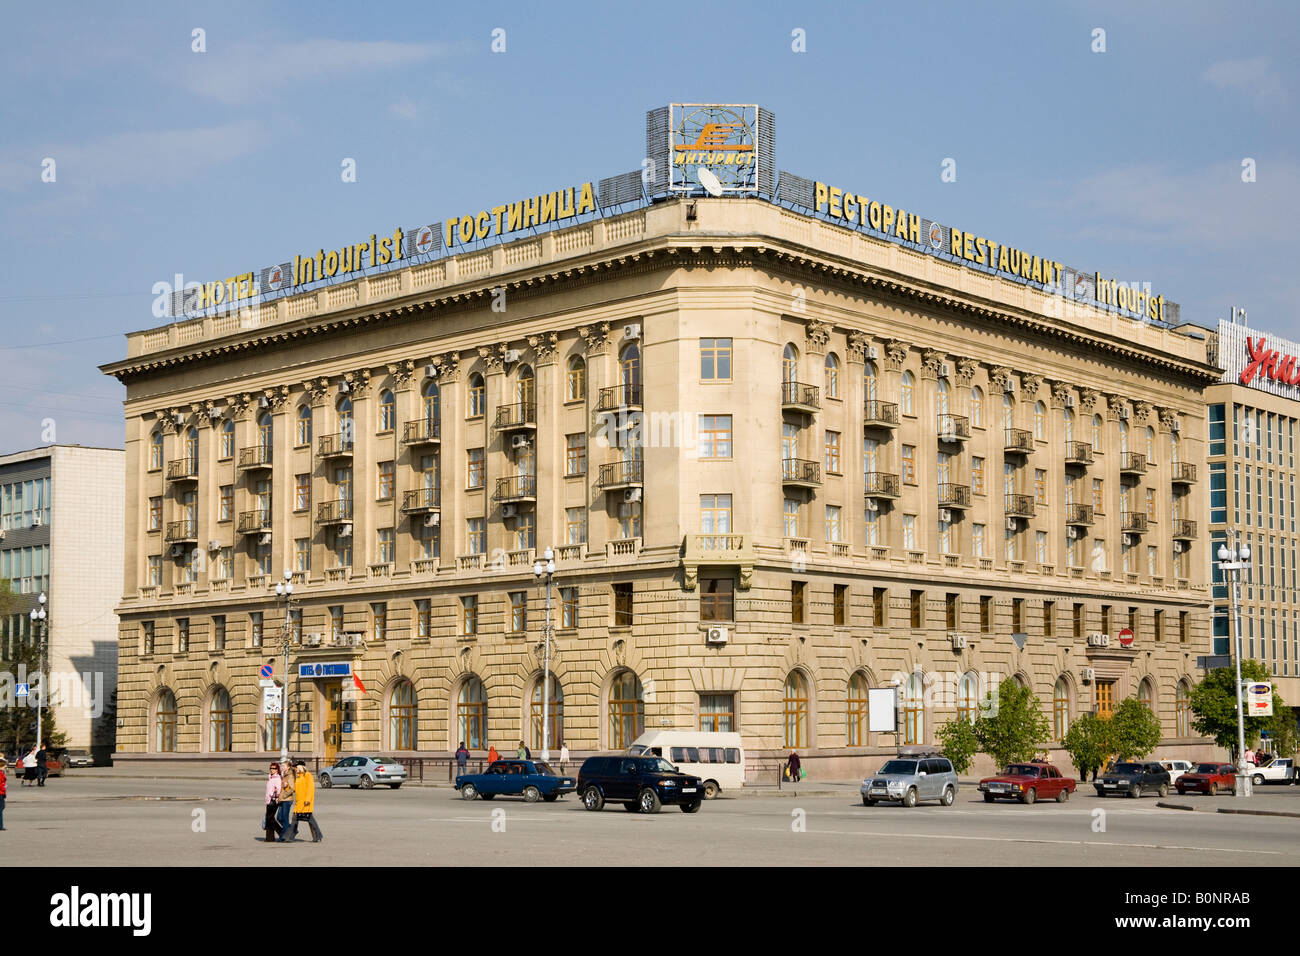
[697,167,724,197]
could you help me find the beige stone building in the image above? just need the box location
[101,196,1221,776]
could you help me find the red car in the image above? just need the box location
[1175,763,1237,796]
[978,762,1077,804]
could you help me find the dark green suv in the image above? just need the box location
[577,755,704,814]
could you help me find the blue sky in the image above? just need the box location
[1,0,1296,449]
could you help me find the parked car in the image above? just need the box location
[3,752,63,777]
[1159,759,1193,785]
[576,754,703,813]
[1094,761,1170,798]
[318,755,407,789]
[1251,756,1297,786]
[1175,763,1238,796]
[978,762,1076,804]
[455,759,576,802]
[61,750,94,769]
[861,753,958,807]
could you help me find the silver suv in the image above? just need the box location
[862,752,958,807]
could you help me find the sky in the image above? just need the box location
[0,0,1296,451]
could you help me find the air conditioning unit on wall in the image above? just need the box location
[1081,667,1096,683]
[424,513,440,527]
[949,633,966,650]
[705,626,728,645]
[623,323,642,340]
[502,504,518,519]
[1087,633,1110,647]
[624,488,642,503]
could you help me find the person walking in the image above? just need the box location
[35,743,47,788]
[455,742,469,773]
[559,743,569,772]
[276,761,296,842]
[263,762,282,843]
[516,740,527,759]
[1245,747,1257,766]
[21,747,37,787]
[291,761,323,843]
[0,756,7,830]
[785,751,802,786]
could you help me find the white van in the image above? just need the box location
[627,731,745,798]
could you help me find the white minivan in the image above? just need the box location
[627,731,745,798]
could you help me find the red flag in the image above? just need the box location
[353,673,367,694]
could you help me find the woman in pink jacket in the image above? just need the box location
[264,762,282,843]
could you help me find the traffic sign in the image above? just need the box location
[15,683,29,698]
[1118,627,1135,648]
[259,664,273,679]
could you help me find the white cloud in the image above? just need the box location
[1202,56,1286,110]
[389,98,421,121]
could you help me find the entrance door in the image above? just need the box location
[324,681,343,764]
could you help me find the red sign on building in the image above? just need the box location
[1240,337,1300,387]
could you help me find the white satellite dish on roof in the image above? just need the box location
[697,167,724,197]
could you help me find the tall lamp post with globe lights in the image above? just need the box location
[1216,532,1252,799]
[532,547,556,763]
[28,592,48,750]
[273,569,297,767]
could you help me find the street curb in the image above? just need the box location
[1216,807,1300,819]
[1156,801,1197,811]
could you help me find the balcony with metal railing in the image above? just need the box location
[1065,441,1094,467]
[401,488,441,514]
[316,498,354,525]
[165,519,197,543]
[938,483,972,509]
[493,474,537,503]
[597,383,643,412]
[1003,428,1034,455]
[1121,512,1149,534]
[237,509,272,535]
[494,402,537,432]
[317,433,354,459]
[1120,452,1147,477]
[1172,461,1196,486]
[238,445,272,471]
[780,381,819,413]
[402,419,441,446]
[863,471,900,499]
[1004,493,1035,518]
[937,414,970,443]
[1172,518,1197,540]
[166,458,199,483]
[1067,503,1095,526]
[781,458,821,488]
[597,459,643,489]
[863,400,899,429]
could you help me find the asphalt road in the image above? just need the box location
[4,774,1298,866]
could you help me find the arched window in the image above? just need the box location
[1145,426,1155,462]
[783,671,809,749]
[467,373,485,418]
[1175,681,1190,737]
[257,412,272,453]
[516,365,535,407]
[900,370,915,415]
[154,688,177,753]
[1092,414,1103,452]
[295,406,311,448]
[1002,392,1015,430]
[1034,401,1047,440]
[208,686,231,752]
[619,344,641,405]
[1063,408,1075,443]
[1170,433,1180,466]
[936,377,950,415]
[903,673,924,744]
[150,430,164,470]
[336,395,354,447]
[457,676,487,749]
[824,353,840,399]
[956,673,979,724]
[1138,678,1154,712]
[422,381,440,434]
[847,672,870,746]
[608,670,645,749]
[388,680,416,750]
[783,344,800,385]
[184,426,199,467]
[566,355,586,401]
[864,361,879,403]
[1053,677,1071,740]
[1118,420,1129,454]
[378,389,396,432]
[970,386,984,428]
[529,673,564,750]
[220,419,235,458]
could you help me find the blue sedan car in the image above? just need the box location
[455,759,576,802]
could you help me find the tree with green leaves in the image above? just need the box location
[973,679,1053,770]
[1109,697,1164,760]
[1061,713,1112,782]
[1189,661,1288,759]
[0,579,63,754]
[937,715,979,775]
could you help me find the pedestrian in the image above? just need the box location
[516,740,527,759]
[559,743,569,772]
[264,762,282,843]
[291,760,323,843]
[455,742,469,772]
[0,756,7,830]
[785,750,802,785]
[277,761,296,842]
[35,743,47,788]
[1245,747,1256,766]
[524,743,532,760]
[487,744,499,764]
[21,747,37,787]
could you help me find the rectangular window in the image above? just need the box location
[946,593,959,629]
[1145,487,1156,520]
[177,618,189,654]
[1209,403,1225,456]
[1154,608,1164,642]
[217,547,233,580]
[377,528,395,565]
[1179,611,1189,644]
[514,511,535,551]
[701,577,735,623]
[613,583,634,627]
[864,507,880,546]
[249,611,263,648]
[1102,605,1112,634]
[1012,598,1024,633]
[148,555,162,586]
[461,596,478,635]
[939,518,953,554]
[971,457,985,495]
[872,587,886,628]
[294,538,310,573]
[565,507,587,545]
[372,602,388,642]
[377,461,395,500]
[149,496,163,531]
[1034,469,1048,506]
[1092,478,1104,514]
[416,599,431,639]
[791,581,806,624]
[784,498,799,538]
[834,584,849,627]
[698,415,733,459]
[1073,603,1085,639]
[213,615,226,651]
[218,487,233,523]
[466,518,486,555]
[824,431,841,474]
[825,505,842,543]
[467,448,485,489]
[509,591,527,634]
[903,513,917,551]
[910,590,925,629]
[981,596,993,633]
[1093,538,1106,572]
[902,445,916,485]
[1147,545,1158,577]
[561,587,579,629]
[700,338,732,381]
[143,621,155,655]
[566,434,587,476]
[294,474,310,512]
[699,693,735,732]
[1043,600,1055,637]
[700,494,732,534]
[1036,530,1048,564]
[972,523,986,557]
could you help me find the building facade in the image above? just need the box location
[1206,314,1300,706]
[102,189,1221,774]
[1,445,123,753]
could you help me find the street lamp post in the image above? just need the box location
[1216,531,1252,799]
[28,592,47,751]
[532,547,556,763]
[273,570,296,767]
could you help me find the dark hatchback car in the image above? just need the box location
[577,755,704,814]
[1094,761,1171,798]
[455,759,576,802]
